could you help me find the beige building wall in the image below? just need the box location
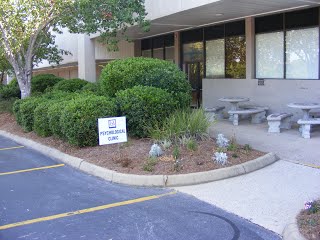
[33,66,78,79]
[95,40,135,60]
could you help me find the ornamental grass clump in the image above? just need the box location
[151,108,211,143]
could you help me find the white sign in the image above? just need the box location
[98,117,127,145]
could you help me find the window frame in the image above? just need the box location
[179,20,246,79]
[254,7,320,80]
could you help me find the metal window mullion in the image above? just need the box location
[283,13,286,79]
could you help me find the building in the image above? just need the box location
[34,0,320,117]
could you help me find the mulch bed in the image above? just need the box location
[0,113,265,175]
[297,200,320,240]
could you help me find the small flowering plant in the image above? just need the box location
[304,200,319,214]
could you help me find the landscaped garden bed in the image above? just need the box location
[0,58,265,176]
[0,112,264,175]
[297,200,320,240]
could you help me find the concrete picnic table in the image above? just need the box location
[218,97,250,111]
[287,103,320,120]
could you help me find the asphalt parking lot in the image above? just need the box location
[0,135,281,240]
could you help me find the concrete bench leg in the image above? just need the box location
[268,120,281,133]
[280,117,292,130]
[251,111,266,124]
[301,124,311,139]
[232,114,239,126]
[215,109,224,120]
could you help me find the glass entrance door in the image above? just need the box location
[182,42,204,108]
[184,62,204,108]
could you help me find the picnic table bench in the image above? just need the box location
[228,108,267,126]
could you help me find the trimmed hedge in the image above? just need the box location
[18,97,43,132]
[60,95,117,147]
[0,78,20,99]
[116,85,177,138]
[31,74,63,93]
[52,78,89,93]
[33,101,53,137]
[81,82,99,93]
[47,100,70,138]
[12,99,24,125]
[99,57,191,108]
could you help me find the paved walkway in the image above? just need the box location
[175,120,320,235]
[0,135,280,240]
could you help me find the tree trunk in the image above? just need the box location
[16,69,32,99]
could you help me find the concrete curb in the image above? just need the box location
[282,218,306,240]
[0,130,279,187]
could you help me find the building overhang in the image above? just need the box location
[123,0,320,40]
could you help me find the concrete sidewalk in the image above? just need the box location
[210,120,320,165]
[175,120,320,235]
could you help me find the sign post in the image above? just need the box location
[98,117,127,145]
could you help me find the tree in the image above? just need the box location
[0,0,148,98]
[0,48,12,84]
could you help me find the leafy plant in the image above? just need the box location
[149,144,163,157]
[99,57,191,108]
[160,139,172,150]
[213,152,228,166]
[186,138,198,151]
[172,145,180,160]
[227,136,238,152]
[243,144,252,152]
[143,157,158,172]
[216,134,229,148]
[116,85,177,138]
[33,101,54,137]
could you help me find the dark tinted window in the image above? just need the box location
[141,38,152,50]
[164,34,174,47]
[285,8,319,29]
[181,28,203,44]
[204,25,224,40]
[255,14,283,33]
[225,20,245,37]
[152,36,164,49]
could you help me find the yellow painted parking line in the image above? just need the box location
[302,163,320,169]
[0,191,177,230]
[0,164,65,176]
[0,146,24,151]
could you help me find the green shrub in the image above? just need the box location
[47,100,70,138]
[99,57,191,108]
[0,78,20,99]
[116,86,177,138]
[0,99,16,113]
[52,78,89,93]
[82,82,99,93]
[60,95,117,147]
[151,108,212,142]
[31,74,63,93]
[19,97,43,132]
[12,99,24,124]
[33,101,54,137]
